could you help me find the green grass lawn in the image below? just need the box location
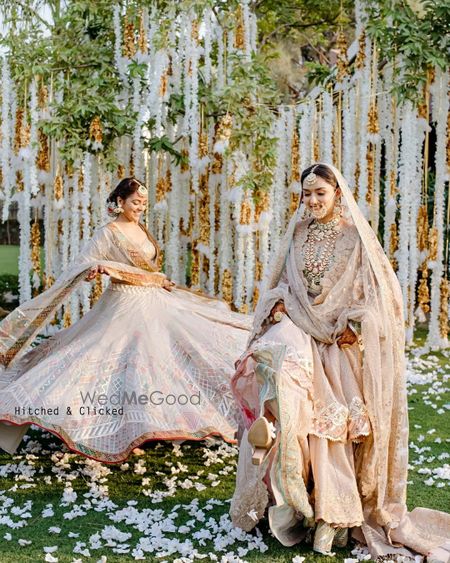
[0,334,448,562]
[0,246,45,277]
[0,246,20,276]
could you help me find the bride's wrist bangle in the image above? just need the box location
[273,311,283,322]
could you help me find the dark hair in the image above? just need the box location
[106,177,146,205]
[301,164,338,189]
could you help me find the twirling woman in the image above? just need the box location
[230,164,449,560]
[0,178,252,463]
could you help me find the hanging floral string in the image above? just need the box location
[0,4,447,350]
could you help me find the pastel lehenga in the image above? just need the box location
[230,164,450,561]
[0,221,252,463]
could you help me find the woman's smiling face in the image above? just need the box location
[117,191,147,223]
[302,177,340,222]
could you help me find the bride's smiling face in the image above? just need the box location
[302,177,340,221]
[117,192,147,223]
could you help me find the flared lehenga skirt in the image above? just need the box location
[0,284,251,462]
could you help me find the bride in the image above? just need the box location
[0,177,252,463]
[230,163,450,560]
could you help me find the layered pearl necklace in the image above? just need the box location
[303,215,341,290]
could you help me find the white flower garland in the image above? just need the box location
[1,57,13,221]
[242,0,252,62]
[164,119,182,284]
[81,152,92,314]
[380,64,398,254]
[60,169,70,272]
[226,27,235,84]
[70,168,81,324]
[407,113,427,342]
[207,127,218,294]
[218,159,233,297]
[320,90,333,164]
[98,164,110,228]
[269,110,289,253]
[244,199,256,307]
[249,10,258,55]
[396,102,413,324]
[5,6,449,348]
[16,82,39,301]
[285,106,296,192]
[298,100,313,172]
[232,194,245,309]
[396,101,427,342]
[427,68,449,349]
[113,5,127,82]
[203,9,213,84]
[43,180,55,299]
[216,24,225,91]
[355,36,371,219]
[29,80,39,197]
[16,179,32,303]
[181,14,201,194]
[132,75,144,180]
[342,81,356,189]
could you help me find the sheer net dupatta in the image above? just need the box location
[236,163,450,559]
[0,223,166,371]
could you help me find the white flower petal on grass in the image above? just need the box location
[48,526,61,534]
[134,460,146,475]
[292,556,306,563]
[4,533,12,540]
[44,546,58,553]
[18,538,32,546]
[44,554,58,563]
[101,525,131,543]
[194,483,207,491]
[62,486,77,504]
[131,548,145,560]
[42,506,55,518]
[433,465,450,480]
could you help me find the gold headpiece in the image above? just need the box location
[136,181,148,196]
[304,165,318,185]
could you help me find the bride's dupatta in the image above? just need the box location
[0,223,167,370]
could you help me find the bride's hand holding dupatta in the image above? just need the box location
[269,300,287,324]
[162,278,176,292]
[85,265,110,281]
[337,325,358,348]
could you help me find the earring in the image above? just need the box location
[333,198,343,218]
[302,206,312,219]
